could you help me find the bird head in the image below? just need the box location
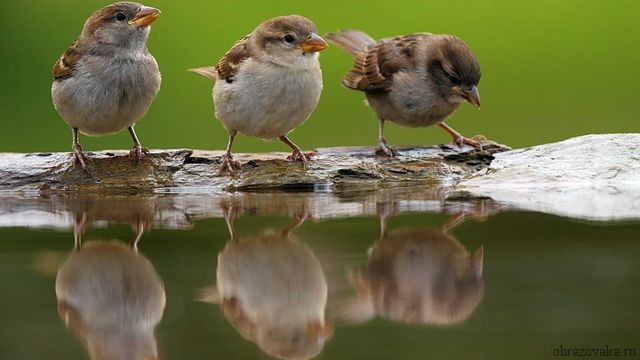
[257,322,332,360]
[428,35,481,109]
[253,15,328,67]
[81,2,161,52]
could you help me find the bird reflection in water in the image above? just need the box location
[198,205,332,360]
[55,215,166,360]
[339,204,485,325]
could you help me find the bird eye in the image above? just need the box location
[115,12,127,22]
[448,74,461,85]
[284,34,296,43]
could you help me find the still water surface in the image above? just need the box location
[0,192,638,359]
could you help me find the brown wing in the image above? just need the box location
[215,35,253,83]
[53,40,83,81]
[343,33,432,94]
[342,44,386,93]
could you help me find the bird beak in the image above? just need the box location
[128,6,161,27]
[307,322,334,341]
[463,85,481,109]
[453,85,481,109]
[300,33,329,53]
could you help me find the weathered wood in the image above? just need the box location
[0,142,509,193]
[2,134,639,221]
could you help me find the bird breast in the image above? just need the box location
[55,241,165,330]
[52,52,161,136]
[213,57,323,139]
[216,234,328,325]
[367,70,460,127]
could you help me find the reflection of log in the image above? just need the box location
[0,142,508,193]
[0,189,499,230]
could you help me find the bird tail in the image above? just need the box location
[325,30,376,55]
[189,66,218,80]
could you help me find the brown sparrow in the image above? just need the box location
[198,208,331,360]
[51,2,162,170]
[190,15,328,175]
[339,210,484,325]
[56,238,165,360]
[326,30,482,156]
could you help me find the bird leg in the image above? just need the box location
[73,211,88,251]
[440,201,489,233]
[130,218,145,252]
[280,135,315,165]
[377,201,398,238]
[281,206,311,237]
[71,128,91,171]
[374,118,397,157]
[128,126,149,163]
[438,123,483,150]
[221,202,239,241]
[219,130,242,175]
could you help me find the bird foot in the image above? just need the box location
[287,150,316,165]
[375,141,398,157]
[452,135,485,150]
[71,144,92,171]
[219,153,242,176]
[129,145,150,164]
[281,209,312,237]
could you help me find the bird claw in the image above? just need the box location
[71,145,92,171]
[292,208,312,224]
[219,154,242,176]
[129,146,150,164]
[375,140,397,157]
[287,150,316,165]
[452,136,484,151]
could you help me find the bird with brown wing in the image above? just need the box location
[191,15,329,175]
[326,30,483,156]
[51,2,162,170]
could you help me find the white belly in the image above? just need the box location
[213,58,323,139]
[216,234,328,325]
[51,54,161,136]
[366,70,460,128]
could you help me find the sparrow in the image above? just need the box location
[338,209,484,325]
[197,207,332,360]
[190,15,328,175]
[51,2,162,170]
[326,30,483,156]
[56,233,165,360]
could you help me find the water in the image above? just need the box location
[0,191,638,359]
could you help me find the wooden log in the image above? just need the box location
[0,141,509,193]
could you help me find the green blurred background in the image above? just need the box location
[1,0,638,153]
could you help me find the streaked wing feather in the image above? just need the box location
[215,35,252,83]
[343,33,432,94]
[53,40,82,81]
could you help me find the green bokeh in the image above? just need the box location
[1,0,638,153]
